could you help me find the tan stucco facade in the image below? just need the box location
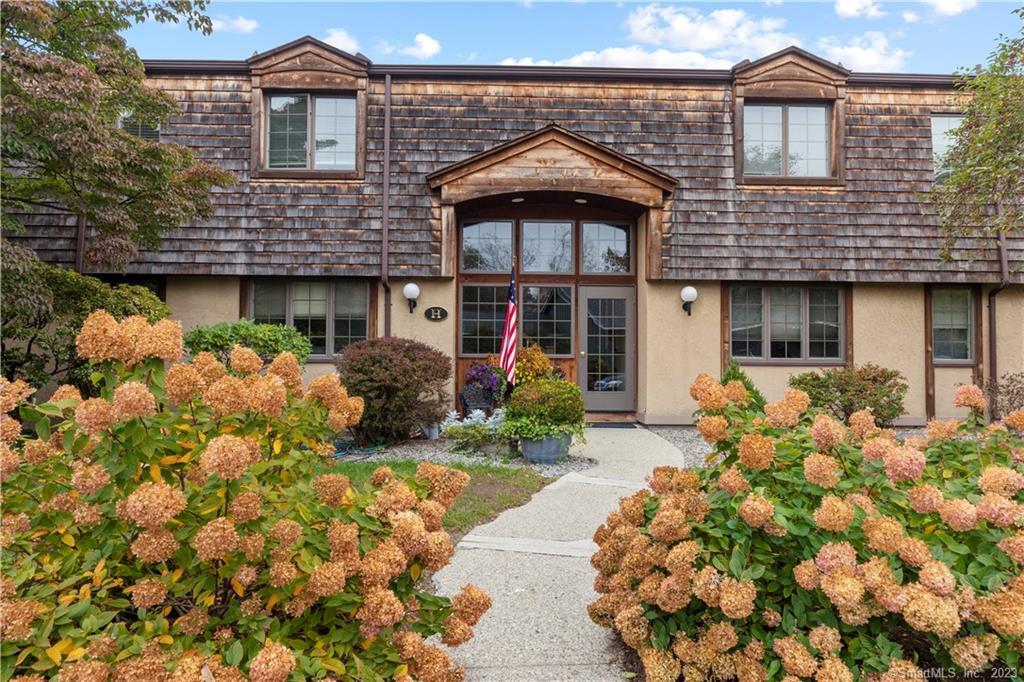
[161,276,1023,423]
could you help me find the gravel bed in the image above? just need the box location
[643,425,713,469]
[339,438,596,478]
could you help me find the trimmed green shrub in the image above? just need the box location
[722,360,766,411]
[590,372,1024,680]
[503,379,586,442]
[336,337,452,445]
[789,363,908,427]
[1,259,169,390]
[184,318,312,365]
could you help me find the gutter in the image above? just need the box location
[381,73,393,338]
[988,230,1011,412]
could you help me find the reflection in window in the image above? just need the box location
[461,221,513,272]
[586,298,627,392]
[253,280,287,326]
[730,286,764,358]
[743,105,783,175]
[291,282,328,355]
[730,286,843,361]
[787,106,828,176]
[522,286,572,355]
[769,287,802,359]
[461,286,506,355]
[582,223,630,273]
[743,103,830,177]
[809,288,841,358]
[314,96,357,170]
[267,95,309,169]
[931,115,964,183]
[932,288,972,360]
[521,221,573,273]
[252,280,368,356]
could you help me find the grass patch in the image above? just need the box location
[331,459,550,535]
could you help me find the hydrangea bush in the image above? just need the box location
[589,373,1024,681]
[0,311,490,680]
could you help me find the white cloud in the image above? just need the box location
[834,0,886,19]
[210,15,258,34]
[323,28,359,53]
[625,4,800,59]
[817,31,911,71]
[901,10,920,22]
[764,0,784,6]
[501,46,733,69]
[399,33,442,59]
[923,0,977,16]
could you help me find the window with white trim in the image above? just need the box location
[730,285,844,361]
[743,103,831,177]
[931,114,964,183]
[251,279,369,356]
[119,115,160,142]
[932,288,972,361]
[266,94,356,170]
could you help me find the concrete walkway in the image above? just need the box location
[432,426,689,681]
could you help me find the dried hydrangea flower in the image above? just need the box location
[230,491,263,524]
[120,483,187,528]
[75,310,121,362]
[974,589,1024,637]
[811,414,846,451]
[192,351,227,383]
[772,635,818,678]
[813,495,854,532]
[245,374,287,418]
[307,561,350,598]
[718,577,756,619]
[143,318,183,362]
[863,516,904,553]
[883,446,926,484]
[738,493,774,529]
[416,461,470,508]
[203,375,248,417]
[949,633,1000,672]
[313,473,351,508]
[112,381,157,421]
[229,345,263,375]
[174,609,209,636]
[200,434,261,481]
[130,578,167,609]
[267,352,303,393]
[0,378,34,413]
[938,498,978,532]
[165,363,204,404]
[953,384,986,412]
[248,641,296,682]
[193,518,239,561]
[978,465,1024,496]
[71,461,111,495]
[976,492,1022,527]
[49,384,83,406]
[926,418,961,441]
[907,484,944,514]
[804,453,841,488]
[696,415,729,444]
[737,434,774,471]
[74,398,118,435]
[815,542,858,575]
[997,531,1024,565]
[1005,409,1024,431]
[306,374,349,409]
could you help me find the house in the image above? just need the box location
[20,37,1023,424]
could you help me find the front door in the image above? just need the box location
[578,286,636,411]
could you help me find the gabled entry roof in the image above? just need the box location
[426,124,677,206]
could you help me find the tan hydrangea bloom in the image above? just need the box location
[416,461,470,508]
[174,609,208,636]
[1004,409,1024,431]
[649,506,690,542]
[978,465,1024,496]
[130,528,179,564]
[811,414,846,451]
[816,657,853,682]
[306,374,349,409]
[203,375,248,417]
[897,536,933,567]
[772,635,817,678]
[74,398,117,435]
[423,531,454,572]
[267,352,303,393]
[814,495,854,532]
[997,531,1024,565]
[268,518,302,546]
[880,660,923,682]
[794,559,820,590]
[926,418,961,441]
[165,363,205,404]
[808,625,841,654]
[441,614,474,646]
[847,408,876,439]
[717,465,750,495]
[113,315,153,366]
[739,493,774,529]
[949,633,1000,672]
[112,381,157,421]
[75,310,121,362]
[143,318,184,362]
[718,577,756,619]
[230,492,263,524]
[129,578,167,609]
[696,415,729,444]
[0,378,34,414]
[239,532,265,561]
[248,641,296,682]
[357,587,405,628]
[907,483,944,513]
[71,461,111,495]
[815,542,858,574]
[22,438,55,464]
[737,434,774,471]
[120,483,187,528]
[903,585,961,637]
[200,434,261,481]
[938,498,978,532]
[974,588,1024,637]
[245,373,288,418]
[268,561,298,588]
[803,452,841,488]
[193,518,239,561]
[863,516,904,553]
[953,384,986,411]
[306,561,350,598]
[49,384,83,406]
[191,351,228,383]
[391,511,429,559]
[229,345,263,375]
[313,473,351,508]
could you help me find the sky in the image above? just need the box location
[123,1,1021,73]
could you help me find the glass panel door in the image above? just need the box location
[578,286,636,412]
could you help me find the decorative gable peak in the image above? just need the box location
[732,46,849,99]
[248,36,370,89]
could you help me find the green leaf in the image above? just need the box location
[224,640,244,666]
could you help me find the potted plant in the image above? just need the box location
[502,379,585,463]
[459,361,506,415]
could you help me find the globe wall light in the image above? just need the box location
[681,286,698,316]
[403,282,421,314]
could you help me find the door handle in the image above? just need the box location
[579,351,586,356]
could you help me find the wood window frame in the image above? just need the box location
[520,283,576,359]
[929,285,978,366]
[251,89,366,181]
[457,282,509,358]
[734,98,846,187]
[246,278,373,360]
[724,283,852,366]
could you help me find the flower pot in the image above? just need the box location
[421,423,441,440]
[520,434,570,464]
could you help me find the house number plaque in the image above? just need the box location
[424,306,448,321]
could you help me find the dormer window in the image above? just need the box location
[266,94,356,170]
[743,103,830,177]
[119,115,160,142]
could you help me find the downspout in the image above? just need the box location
[987,230,1010,413]
[381,73,393,337]
[74,214,86,272]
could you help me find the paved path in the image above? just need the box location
[432,426,689,681]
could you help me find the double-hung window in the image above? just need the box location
[930,114,964,183]
[730,285,844,362]
[932,288,972,361]
[266,94,357,171]
[743,103,831,178]
[251,279,369,356]
[118,115,160,142]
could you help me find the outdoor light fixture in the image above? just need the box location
[574,197,588,204]
[681,286,698,316]
[403,282,421,314]
[511,197,525,203]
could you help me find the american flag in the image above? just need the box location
[498,265,518,385]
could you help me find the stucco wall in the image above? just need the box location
[379,280,457,357]
[638,281,721,424]
[165,276,241,332]
[852,284,928,424]
[991,285,1024,385]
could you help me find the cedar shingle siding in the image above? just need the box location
[13,43,1021,283]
